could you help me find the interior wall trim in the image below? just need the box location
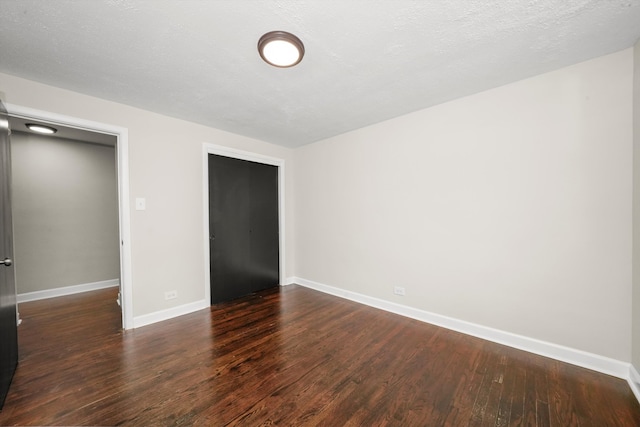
[133,299,209,329]
[17,279,120,303]
[289,277,632,381]
[5,103,133,330]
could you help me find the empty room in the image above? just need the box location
[1,1,640,425]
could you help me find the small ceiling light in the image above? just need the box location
[26,123,57,134]
[258,31,305,68]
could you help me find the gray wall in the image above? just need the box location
[11,131,120,294]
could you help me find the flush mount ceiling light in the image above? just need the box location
[258,31,305,68]
[25,123,57,134]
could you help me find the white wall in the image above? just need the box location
[11,132,119,293]
[294,49,633,362]
[633,39,640,370]
[0,72,295,319]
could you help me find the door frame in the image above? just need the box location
[6,103,134,329]
[202,143,285,304]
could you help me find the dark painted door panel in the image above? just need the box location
[208,154,279,304]
[0,98,18,409]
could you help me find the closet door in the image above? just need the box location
[0,98,18,409]
[208,154,279,304]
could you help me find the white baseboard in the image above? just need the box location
[630,365,640,403]
[133,299,209,329]
[17,279,120,303]
[282,276,297,286]
[291,277,631,380]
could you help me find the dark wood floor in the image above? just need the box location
[0,285,639,426]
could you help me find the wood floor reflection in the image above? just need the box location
[0,285,638,426]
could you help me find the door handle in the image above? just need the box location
[0,258,12,267]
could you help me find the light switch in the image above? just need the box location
[135,197,146,211]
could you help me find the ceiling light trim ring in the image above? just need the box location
[258,31,305,68]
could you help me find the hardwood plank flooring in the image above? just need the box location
[0,285,639,426]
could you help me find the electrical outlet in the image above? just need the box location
[393,286,406,296]
[164,290,177,300]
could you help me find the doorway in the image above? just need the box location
[202,144,285,306]
[5,104,132,329]
[10,123,119,306]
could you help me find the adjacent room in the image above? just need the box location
[1,1,640,425]
[10,122,120,308]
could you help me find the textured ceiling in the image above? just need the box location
[1,0,639,148]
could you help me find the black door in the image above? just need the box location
[208,154,279,304]
[0,99,18,409]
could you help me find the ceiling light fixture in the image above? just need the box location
[258,31,305,68]
[26,123,57,134]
